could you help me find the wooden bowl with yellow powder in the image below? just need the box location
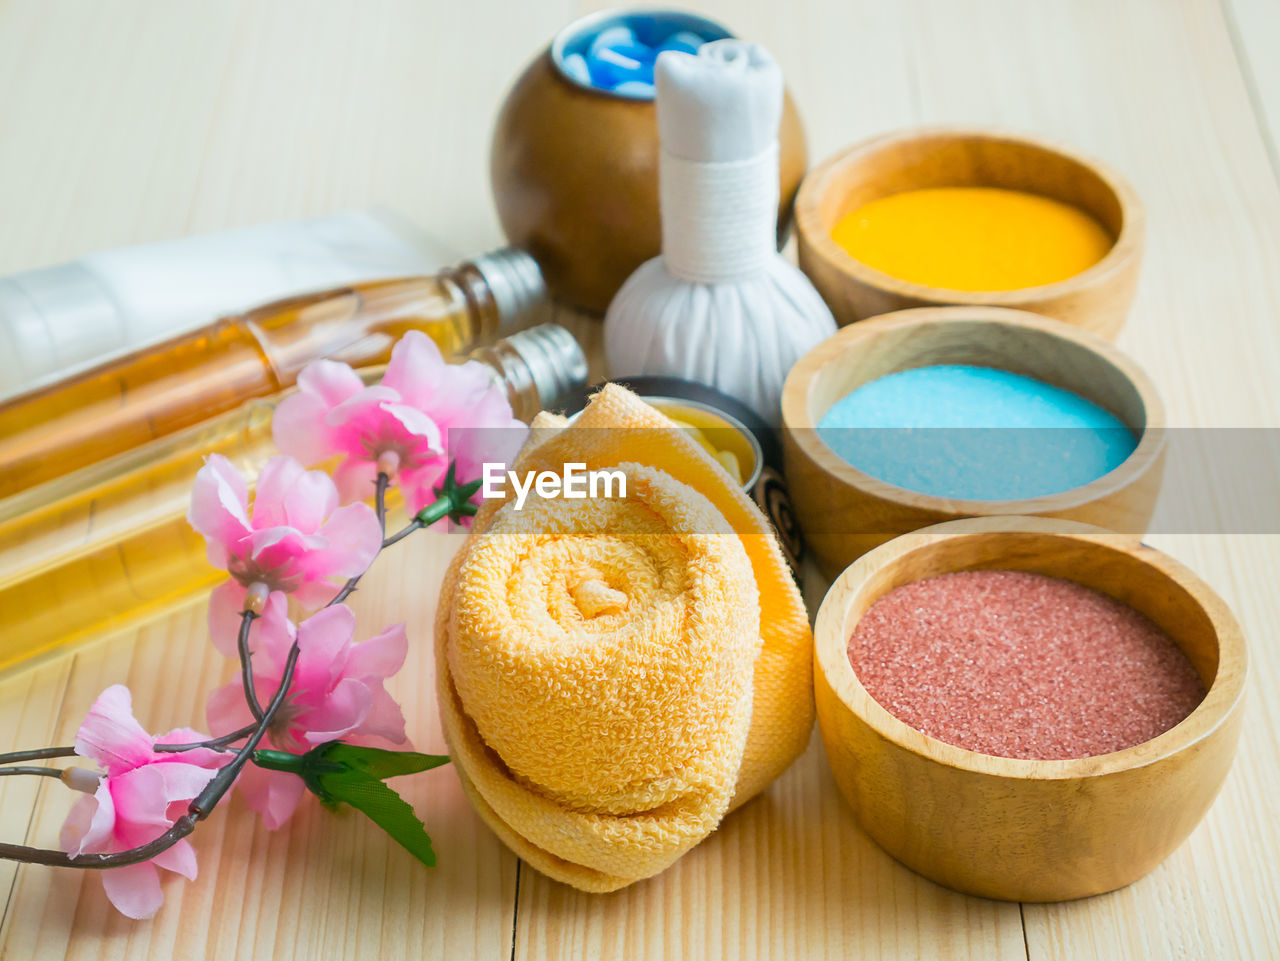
[795,127,1144,339]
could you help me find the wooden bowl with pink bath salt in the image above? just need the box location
[813,515,1247,903]
[795,127,1145,339]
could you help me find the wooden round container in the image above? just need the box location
[781,306,1165,577]
[814,515,1247,902]
[795,127,1144,338]
[491,9,808,314]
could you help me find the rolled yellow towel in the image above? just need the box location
[435,385,813,891]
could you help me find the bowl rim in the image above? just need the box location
[565,394,765,492]
[794,125,1146,302]
[549,7,734,101]
[780,305,1167,515]
[812,515,1248,781]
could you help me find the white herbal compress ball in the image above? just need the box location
[603,40,835,424]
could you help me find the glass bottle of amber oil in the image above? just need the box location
[0,248,546,498]
[0,322,587,672]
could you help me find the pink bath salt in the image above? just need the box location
[847,570,1206,760]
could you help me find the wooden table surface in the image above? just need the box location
[2,0,1279,958]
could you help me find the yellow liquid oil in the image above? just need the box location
[0,400,276,673]
[0,319,564,674]
[831,186,1114,291]
[0,273,483,500]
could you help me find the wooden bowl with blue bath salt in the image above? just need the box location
[490,8,808,313]
[781,306,1165,576]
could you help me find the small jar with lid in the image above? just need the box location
[491,9,809,314]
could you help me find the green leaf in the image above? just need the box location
[262,741,450,867]
[313,742,450,780]
[318,769,437,867]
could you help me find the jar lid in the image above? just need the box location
[556,374,782,471]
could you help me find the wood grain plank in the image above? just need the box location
[1222,0,1280,176]
[515,735,1026,961]
[0,532,519,961]
[0,656,73,947]
[0,0,247,272]
[886,0,1280,956]
[1,0,1279,958]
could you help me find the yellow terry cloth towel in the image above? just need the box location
[435,385,813,891]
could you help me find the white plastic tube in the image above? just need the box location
[0,209,451,400]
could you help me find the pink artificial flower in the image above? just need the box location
[60,686,228,920]
[272,330,528,515]
[187,454,382,612]
[206,603,408,829]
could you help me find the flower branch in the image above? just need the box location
[0,466,491,884]
[0,766,65,780]
[0,330,528,919]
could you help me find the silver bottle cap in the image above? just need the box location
[470,247,548,330]
[501,323,589,410]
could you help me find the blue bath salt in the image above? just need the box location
[658,31,704,55]
[589,26,638,59]
[816,365,1137,500]
[589,44,650,88]
[566,21,710,96]
[561,52,591,85]
[612,80,656,97]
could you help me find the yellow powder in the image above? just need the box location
[831,186,1113,291]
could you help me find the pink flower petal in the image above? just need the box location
[75,686,154,776]
[296,605,358,687]
[101,862,164,920]
[149,837,199,882]
[398,460,447,517]
[186,455,252,569]
[357,685,409,745]
[235,763,307,831]
[429,360,500,423]
[253,595,299,670]
[248,526,328,571]
[291,579,341,610]
[60,793,105,856]
[325,386,404,448]
[298,358,366,407]
[205,680,257,740]
[310,503,382,578]
[206,581,250,659]
[154,728,232,771]
[345,622,408,680]
[273,361,366,464]
[152,761,219,804]
[272,391,339,466]
[110,766,175,829]
[474,386,526,431]
[279,467,341,533]
[381,330,446,410]
[300,677,373,744]
[252,457,341,533]
[250,457,309,529]
[381,402,444,455]
[208,585,294,669]
[81,780,119,852]
[332,457,380,505]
